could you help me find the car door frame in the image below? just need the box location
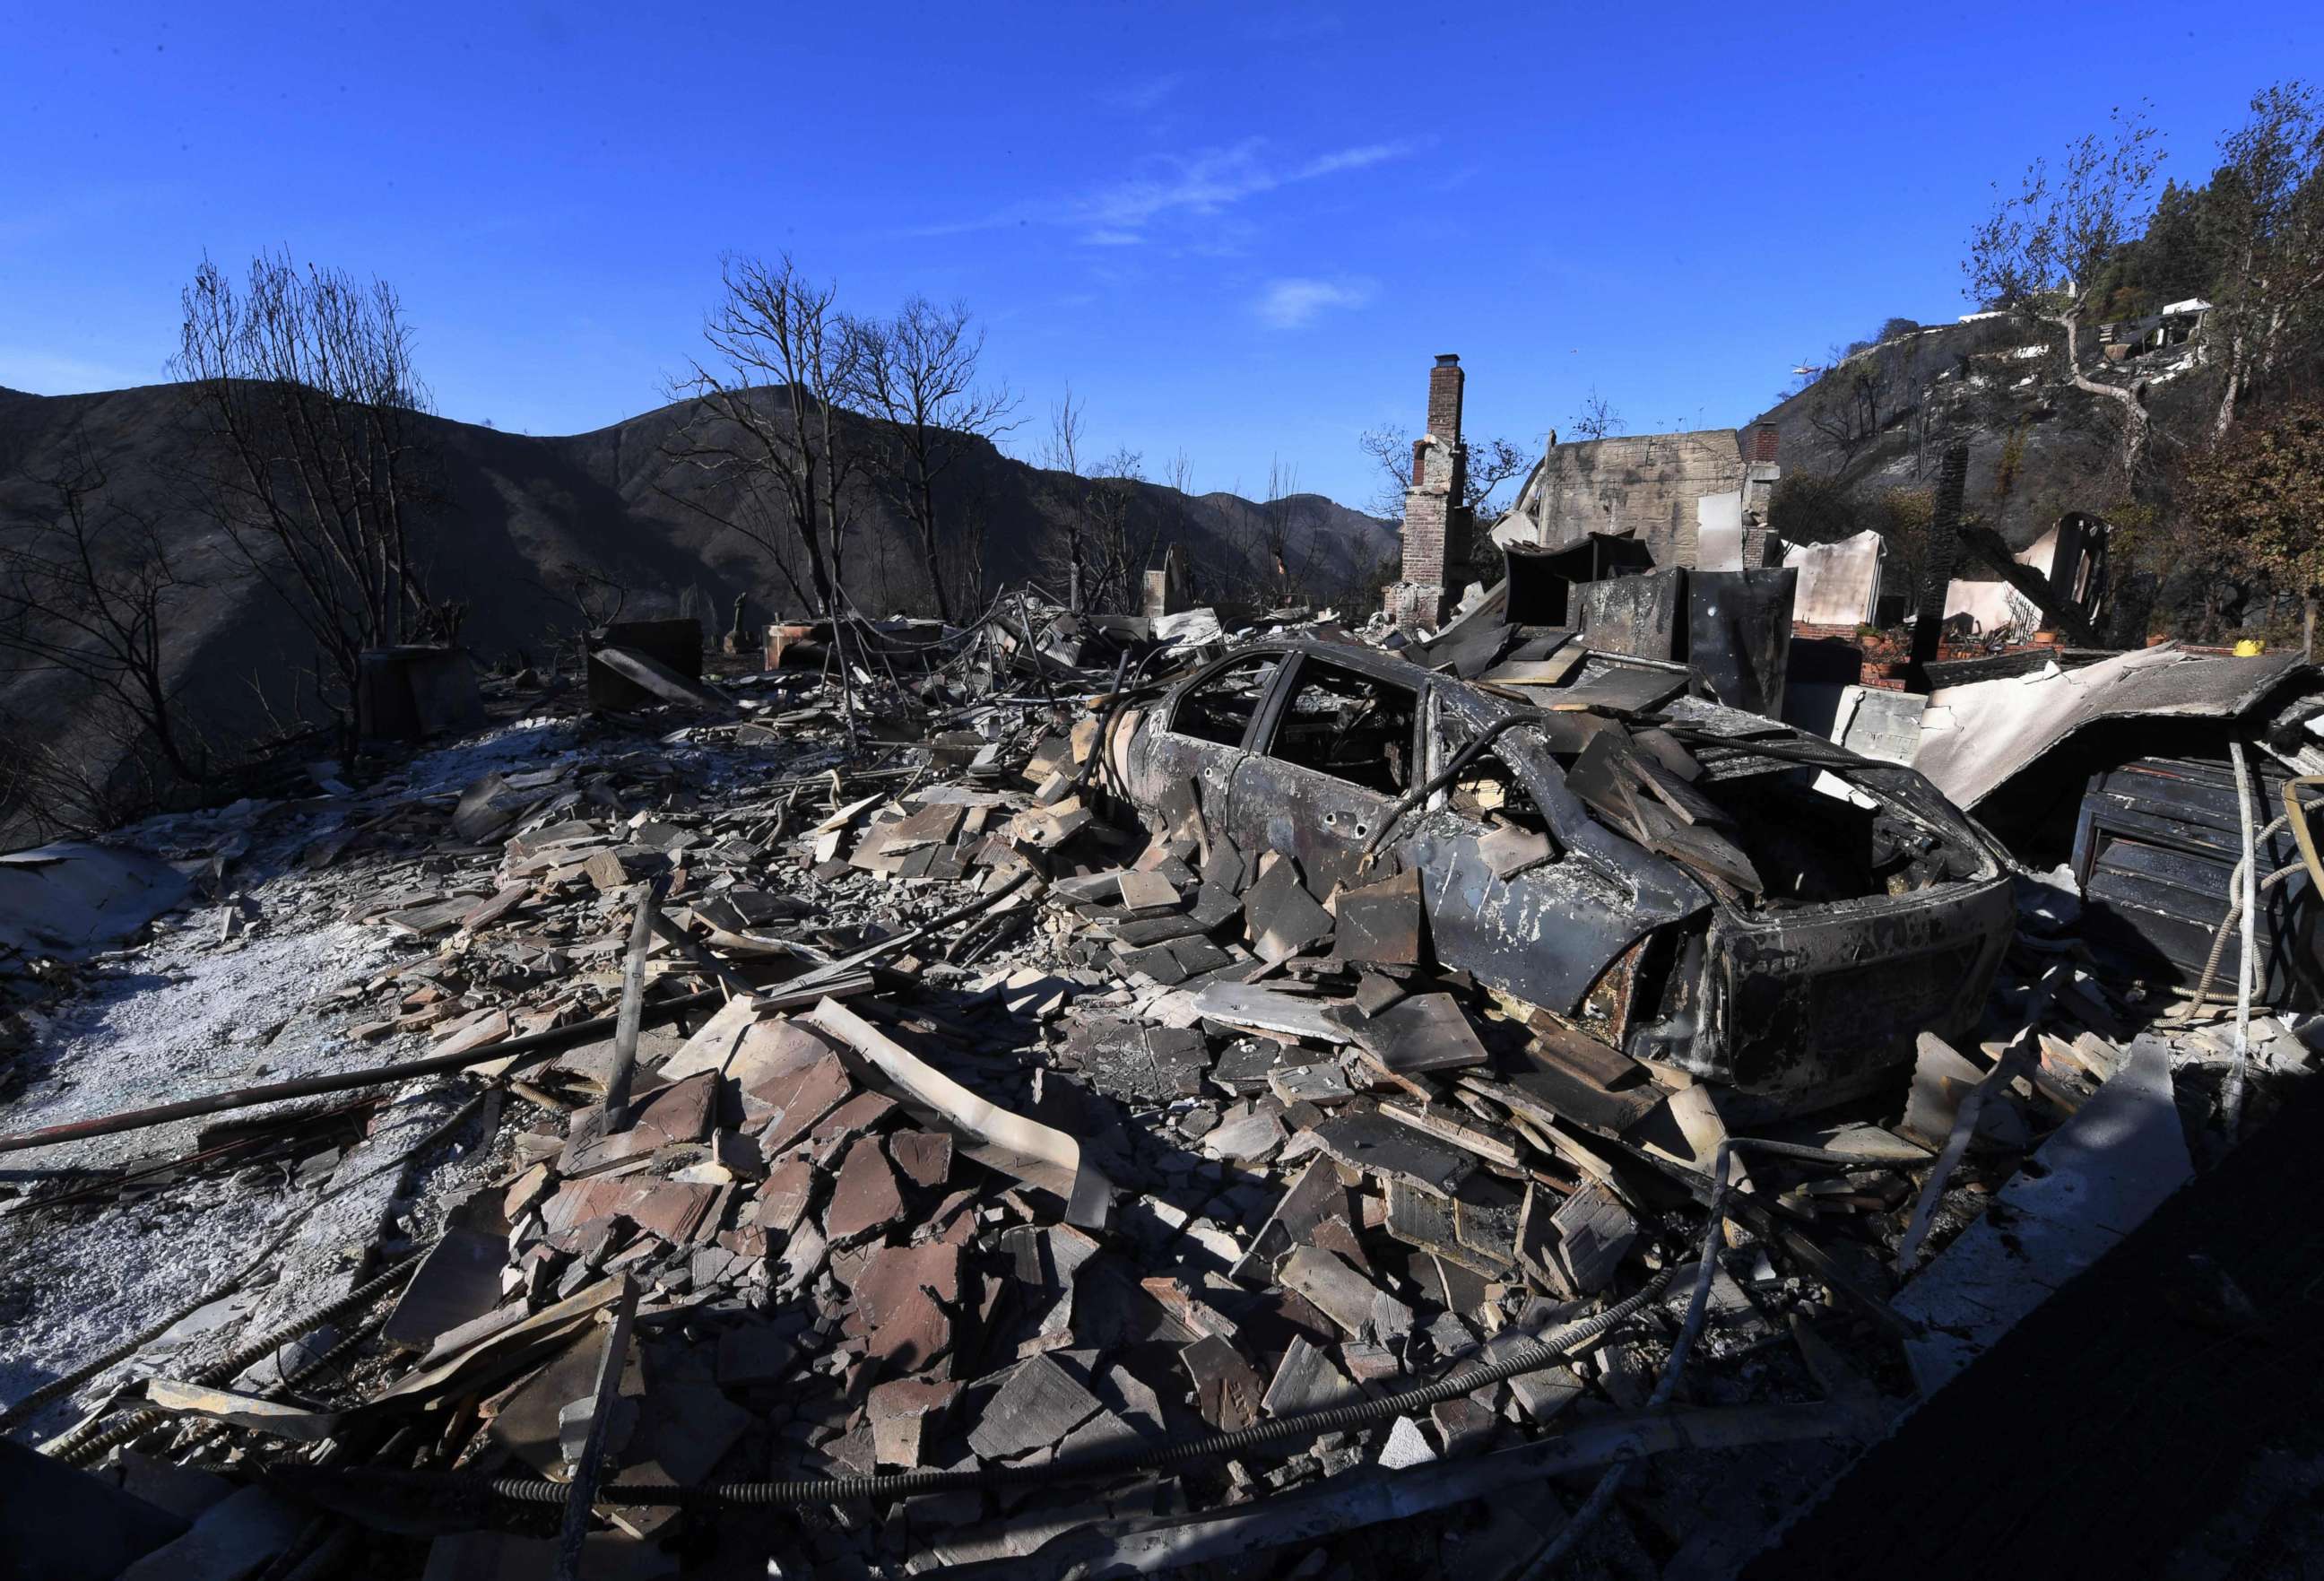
[1129,642,1298,839]
[1230,647,1431,896]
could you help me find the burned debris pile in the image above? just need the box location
[3,601,2321,1581]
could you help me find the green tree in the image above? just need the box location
[1964,105,2164,481]
[2184,401,2324,654]
[2204,82,2324,438]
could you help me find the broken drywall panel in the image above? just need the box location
[1782,530,1885,628]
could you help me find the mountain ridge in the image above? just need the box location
[0,380,1394,836]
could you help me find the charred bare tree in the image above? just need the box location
[1357,425,1416,523]
[1568,387,1626,440]
[171,251,445,703]
[1080,447,1161,617]
[551,559,629,626]
[1038,389,1089,611]
[1253,457,1325,607]
[1470,438,1540,514]
[0,436,208,804]
[842,297,1019,621]
[1805,364,1885,461]
[663,255,867,621]
[1038,393,1157,614]
[1358,424,1534,525]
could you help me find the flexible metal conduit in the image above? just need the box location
[48,1239,435,1465]
[6,1086,493,1438]
[2178,782,2324,1014]
[176,1309,397,1461]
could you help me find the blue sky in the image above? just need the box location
[1,3,2310,510]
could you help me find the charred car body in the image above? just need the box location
[1106,635,2013,1111]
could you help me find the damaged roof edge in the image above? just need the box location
[1915,644,2318,811]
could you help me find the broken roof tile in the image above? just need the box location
[889,1129,954,1189]
[1201,1100,1286,1166]
[853,1240,963,1376]
[867,1376,961,1469]
[1192,983,1355,1046]
[1278,1245,1409,1338]
[822,1136,906,1242]
[752,1055,854,1153]
[629,1070,717,1146]
[1262,1335,1356,1417]
[1331,868,1424,967]
[1345,993,1488,1073]
[1179,1333,1267,1431]
[1547,1181,1641,1297]
[1310,1109,1475,1198]
[752,1154,817,1238]
[966,1353,1100,1461]
[1244,859,1335,964]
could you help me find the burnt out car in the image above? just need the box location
[1104,635,2012,1112]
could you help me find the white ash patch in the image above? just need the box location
[0,856,424,1433]
[234,1082,471,1340]
[393,717,587,796]
[4,917,402,1172]
[0,1162,306,1437]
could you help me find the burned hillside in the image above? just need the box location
[0,378,1393,850]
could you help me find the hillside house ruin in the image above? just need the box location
[1493,422,1782,572]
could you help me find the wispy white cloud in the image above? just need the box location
[1101,73,1184,114]
[896,139,1415,248]
[1075,141,1277,234]
[1293,144,1403,179]
[0,345,156,395]
[1254,276,1377,329]
[1069,140,1412,245]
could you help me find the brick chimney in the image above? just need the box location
[1427,353,1465,445]
[1384,354,1476,631]
[1741,421,1782,564]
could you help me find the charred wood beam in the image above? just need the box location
[600,875,671,1130]
[1907,443,1969,692]
[553,1278,638,1580]
[0,990,723,1156]
[1955,525,2103,647]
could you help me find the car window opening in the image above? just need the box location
[1448,747,1552,837]
[1680,766,1975,906]
[1172,653,1282,748]
[1266,659,1416,796]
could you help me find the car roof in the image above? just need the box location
[1227,633,1452,689]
